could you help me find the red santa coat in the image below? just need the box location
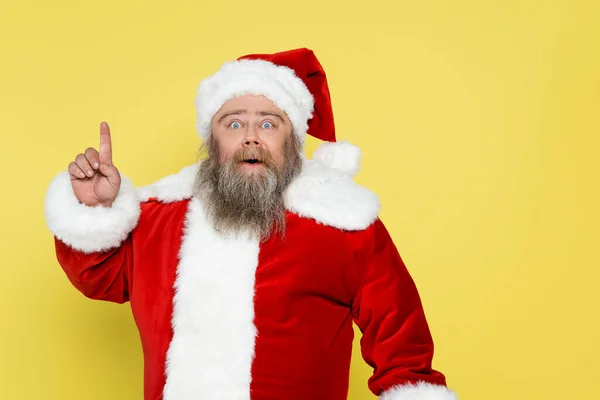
[44,145,457,400]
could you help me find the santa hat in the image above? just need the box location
[194,47,361,176]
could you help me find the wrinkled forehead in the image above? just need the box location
[215,95,289,119]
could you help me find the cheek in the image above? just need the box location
[265,139,286,164]
[211,131,238,163]
[218,147,236,164]
[276,134,292,162]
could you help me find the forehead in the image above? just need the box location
[217,94,285,114]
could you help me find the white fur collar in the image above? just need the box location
[137,142,380,231]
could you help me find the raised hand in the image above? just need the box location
[69,122,121,207]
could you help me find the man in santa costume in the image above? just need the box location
[44,48,458,400]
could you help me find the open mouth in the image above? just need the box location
[243,159,261,165]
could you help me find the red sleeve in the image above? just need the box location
[44,170,141,304]
[351,218,450,397]
[54,235,133,304]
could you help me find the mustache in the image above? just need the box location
[231,146,277,168]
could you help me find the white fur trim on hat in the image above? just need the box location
[195,59,314,144]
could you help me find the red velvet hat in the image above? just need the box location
[195,47,336,145]
[238,48,336,143]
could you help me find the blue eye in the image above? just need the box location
[230,121,242,129]
[261,121,273,129]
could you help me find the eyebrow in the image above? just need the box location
[217,109,286,123]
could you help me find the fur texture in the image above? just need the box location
[136,164,199,203]
[162,197,260,399]
[195,59,314,144]
[379,382,458,400]
[312,140,362,177]
[284,159,380,230]
[44,171,140,253]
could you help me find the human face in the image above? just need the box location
[210,95,293,174]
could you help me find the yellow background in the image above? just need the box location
[1,0,598,398]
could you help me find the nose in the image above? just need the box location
[242,126,261,147]
[243,138,260,147]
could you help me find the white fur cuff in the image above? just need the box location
[380,382,458,400]
[44,171,141,254]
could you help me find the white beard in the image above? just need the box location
[193,135,303,240]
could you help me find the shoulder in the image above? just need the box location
[285,140,380,231]
[284,158,380,231]
[137,163,199,204]
[135,166,197,223]
[342,217,392,254]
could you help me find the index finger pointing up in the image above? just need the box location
[99,121,113,164]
